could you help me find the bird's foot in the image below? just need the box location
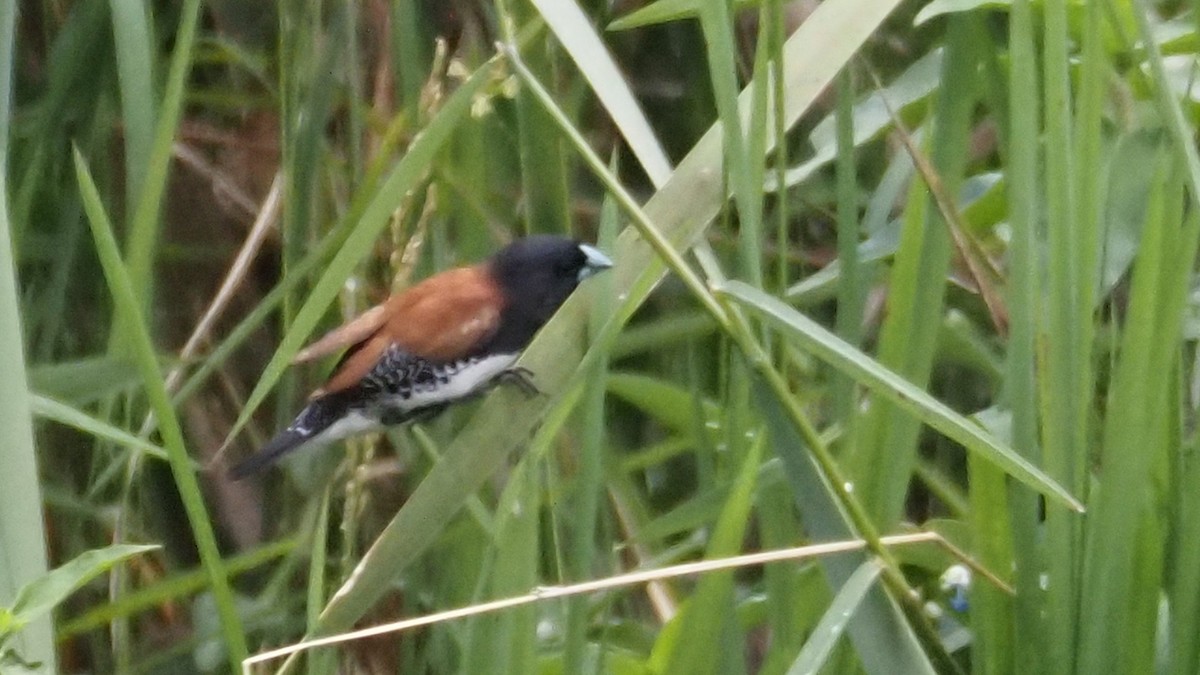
[497,367,540,398]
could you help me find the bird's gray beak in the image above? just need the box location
[577,243,613,281]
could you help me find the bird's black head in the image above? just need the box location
[485,235,612,352]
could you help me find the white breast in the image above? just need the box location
[394,352,518,410]
[306,410,384,448]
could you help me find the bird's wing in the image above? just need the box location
[293,303,388,364]
[314,266,505,396]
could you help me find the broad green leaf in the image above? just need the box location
[561,177,621,674]
[57,539,295,639]
[9,544,159,624]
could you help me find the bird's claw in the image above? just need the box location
[498,367,540,398]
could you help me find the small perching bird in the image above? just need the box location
[228,235,613,478]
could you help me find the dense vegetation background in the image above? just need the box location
[3,0,1199,673]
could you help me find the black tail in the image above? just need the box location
[227,395,349,479]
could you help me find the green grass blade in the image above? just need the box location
[497,0,571,236]
[657,435,762,675]
[718,280,1083,512]
[1039,0,1085,670]
[532,0,673,185]
[462,457,540,675]
[0,0,55,664]
[833,68,862,423]
[307,498,339,675]
[1078,163,1200,675]
[785,560,883,674]
[766,0,790,297]
[28,357,140,405]
[390,0,428,120]
[30,394,172,464]
[1074,5,1200,672]
[966,447,1014,675]
[850,17,980,529]
[73,149,247,670]
[123,0,203,313]
[108,0,156,216]
[561,186,618,674]
[607,0,700,30]
[171,224,341,409]
[697,0,762,284]
[57,539,295,640]
[1169,435,1200,675]
[10,544,159,624]
[750,377,936,675]
[1135,0,1200,206]
[1003,0,1046,667]
[779,52,941,191]
[10,1,110,235]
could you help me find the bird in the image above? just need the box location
[228,235,613,479]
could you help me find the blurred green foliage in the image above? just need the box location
[6,0,1200,673]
